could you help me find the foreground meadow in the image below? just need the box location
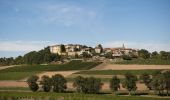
[0,91,170,100]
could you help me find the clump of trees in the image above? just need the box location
[73,76,102,94]
[28,74,67,93]
[0,47,61,66]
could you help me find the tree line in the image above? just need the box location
[27,70,170,96]
[122,49,170,60]
[0,47,61,66]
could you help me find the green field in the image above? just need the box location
[0,61,101,72]
[0,91,169,100]
[114,59,170,65]
[75,69,161,75]
[0,61,101,80]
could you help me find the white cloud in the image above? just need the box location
[103,41,170,52]
[39,4,97,26]
[0,41,55,52]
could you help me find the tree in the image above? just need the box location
[73,76,85,92]
[110,76,120,93]
[122,73,138,95]
[82,52,91,58]
[40,75,52,92]
[138,49,150,59]
[151,73,164,95]
[15,56,24,64]
[73,76,102,94]
[27,75,39,92]
[140,73,152,90]
[60,44,66,53]
[83,77,102,94]
[104,52,113,59]
[122,55,132,60]
[159,51,170,60]
[151,51,159,59]
[51,74,67,92]
[162,71,170,96]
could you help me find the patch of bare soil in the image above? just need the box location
[37,71,78,80]
[0,81,27,87]
[0,65,17,70]
[92,64,170,70]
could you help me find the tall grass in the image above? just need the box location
[0,91,169,100]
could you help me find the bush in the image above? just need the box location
[122,55,132,60]
[73,76,103,94]
[122,73,138,95]
[110,76,120,92]
[27,75,39,92]
[40,75,52,92]
[51,74,67,92]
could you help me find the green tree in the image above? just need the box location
[27,75,39,92]
[15,56,24,64]
[82,52,91,58]
[140,73,152,90]
[162,71,170,96]
[122,73,138,95]
[122,55,132,60]
[60,44,66,53]
[159,51,170,60]
[151,51,159,59]
[138,49,150,59]
[73,76,85,92]
[73,76,102,94]
[40,75,52,92]
[83,77,102,94]
[104,52,113,59]
[51,74,67,92]
[110,76,120,93]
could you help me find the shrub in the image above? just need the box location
[27,75,39,92]
[110,76,120,93]
[51,74,67,92]
[40,75,52,92]
[73,76,103,94]
[122,73,138,95]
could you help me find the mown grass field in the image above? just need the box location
[75,69,161,75]
[114,59,170,65]
[0,61,101,80]
[0,91,169,100]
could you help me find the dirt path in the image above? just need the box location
[20,70,79,81]
[0,65,17,70]
[92,64,170,70]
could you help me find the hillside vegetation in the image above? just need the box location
[0,60,101,80]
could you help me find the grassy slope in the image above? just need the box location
[0,91,169,100]
[75,69,161,75]
[0,61,101,80]
[114,59,170,65]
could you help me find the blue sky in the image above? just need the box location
[0,0,170,57]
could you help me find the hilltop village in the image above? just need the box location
[50,44,138,61]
